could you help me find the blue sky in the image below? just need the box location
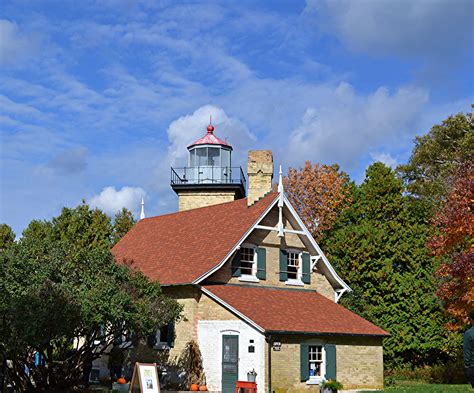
[1,0,473,236]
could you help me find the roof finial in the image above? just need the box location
[207,115,214,134]
[140,197,145,220]
[278,164,284,193]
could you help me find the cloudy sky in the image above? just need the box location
[1,0,473,235]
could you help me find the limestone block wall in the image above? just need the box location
[269,335,384,392]
[177,190,237,211]
[247,150,273,206]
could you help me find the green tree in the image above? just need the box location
[113,208,136,244]
[322,163,457,367]
[0,224,15,250]
[0,229,181,392]
[398,112,473,206]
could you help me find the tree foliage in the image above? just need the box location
[0,207,181,392]
[322,163,457,367]
[0,224,15,249]
[113,207,136,245]
[429,162,474,329]
[398,112,473,206]
[283,162,352,241]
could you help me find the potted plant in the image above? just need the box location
[321,379,343,393]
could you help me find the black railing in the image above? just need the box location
[171,166,246,189]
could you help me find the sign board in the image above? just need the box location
[130,362,160,393]
[272,341,281,351]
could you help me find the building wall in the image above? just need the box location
[205,207,336,301]
[269,335,384,392]
[177,190,237,211]
[198,320,265,392]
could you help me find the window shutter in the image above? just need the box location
[256,247,266,280]
[231,249,242,277]
[300,343,309,381]
[167,321,175,348]
[279,249,288,281]
[325,344,336,380]
[302,252,311,284]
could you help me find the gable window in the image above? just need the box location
[287,251,301,280]
[232,245,266,281]
[280,249,311,285]
[240,246,256,276]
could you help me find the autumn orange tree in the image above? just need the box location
[283,162,352,242]
[429,162,474,330]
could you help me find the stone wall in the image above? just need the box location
[269,335,384,392]
[177,190,237,211]
[247,150,273,206]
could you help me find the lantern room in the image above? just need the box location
[170,122,246,211]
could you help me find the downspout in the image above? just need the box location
[266,334,272,393]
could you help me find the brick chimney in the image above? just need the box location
[247,150,274,206]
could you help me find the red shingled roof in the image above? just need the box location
[203,284,389,336]
[112,193,278,285]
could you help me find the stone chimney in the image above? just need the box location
[247,150,274,206]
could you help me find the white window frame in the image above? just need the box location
[238,244,259,283]
[285,248,304,286]
[305,342,326,385]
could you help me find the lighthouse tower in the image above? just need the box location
[170,122,246,211]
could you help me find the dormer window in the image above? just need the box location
[231,244,266,282]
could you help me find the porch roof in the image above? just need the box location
[202,284,389,337]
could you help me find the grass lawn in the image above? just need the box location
[360,383,472,392]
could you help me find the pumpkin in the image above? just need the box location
[199,386,208,391]
[190,384,199,391]
[117,377,127,384]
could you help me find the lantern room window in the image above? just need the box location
[188,146,231,168]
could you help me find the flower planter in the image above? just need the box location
[111,382,130,392]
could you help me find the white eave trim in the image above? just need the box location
[201,287,265,333]
[193,194,280,284]
[282,194,352,293]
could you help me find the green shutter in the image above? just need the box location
[231,249,242,277]
[167,321,175,348]
[300,343,309,381]
[256,247,266,280]
[302,252,311,284]
[325,344,336,380]
[279,249,288,281]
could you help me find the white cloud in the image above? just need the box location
[287,83,429,168]
[166,104,256,167]
[89,186,146,216]
[305,0,473,61]
[370,152,397,169]
[0,19,39,66]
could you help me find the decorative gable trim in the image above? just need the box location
[194,182,351,299]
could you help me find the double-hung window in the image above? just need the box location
[280,249,311,285]
[308,345,324,379]
[287,250,301,281]
[240,246,256,277]
[300,343,336,384]
[231,244,266,281]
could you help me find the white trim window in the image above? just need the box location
[308,345,324,379]
[285,249,303,286]
[238,244,259,282]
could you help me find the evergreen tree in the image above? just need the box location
[322,163,457,367]
[0,224,15,250]
[113,207,136,244]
